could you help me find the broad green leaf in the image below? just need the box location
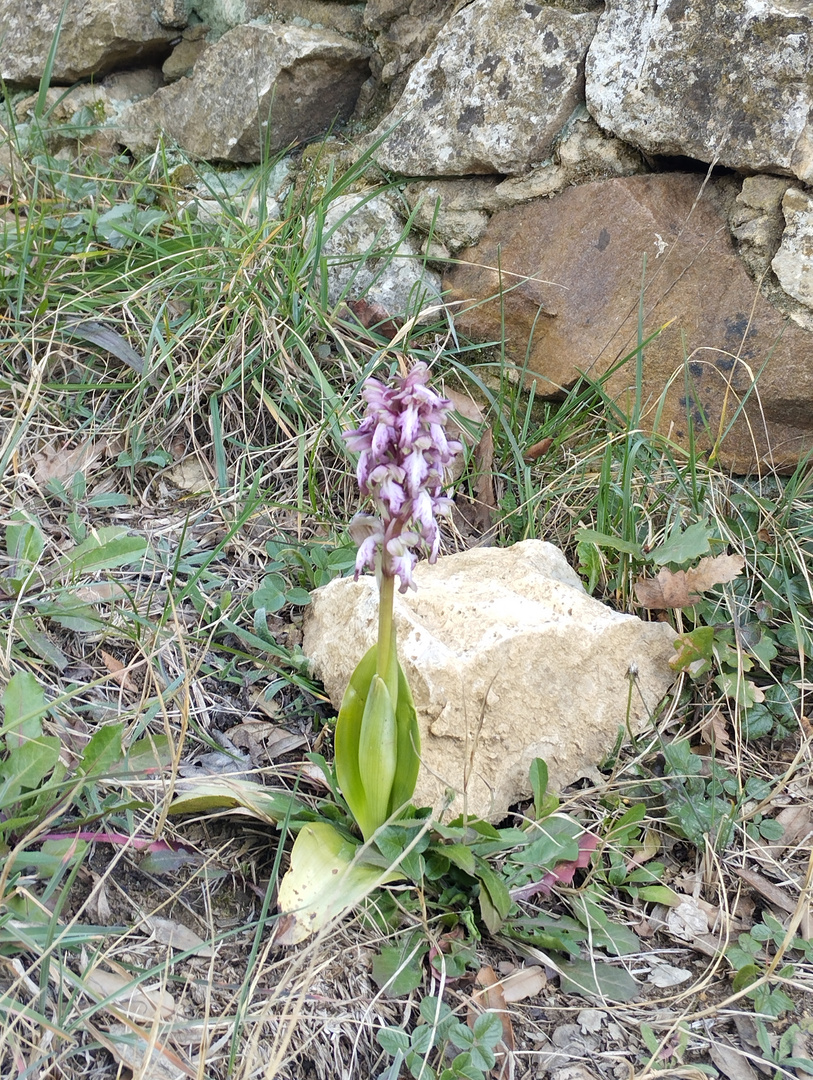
[372,938,428,996]
[358,675,397,838]
[389,660,421,816]
[34,591,106,632]
[378,1028,411,1056]
[442,843,477,877]
[636,885,681,906]
[649,521,711,566]
[669,625,715,676]
[5,513,46,591]
[54,527,147,580]
[714,672,764,708]
[14,615,70,670]
[0,736,61,806]
[574,529,643,558]
[167,776,312,823]
[77,724,124,776]
[559,958,639,1001]
[334,645,377,837]
[275,821,403,945]
[475,857,512,933]
[511,815,581,868]
[2,670,48,749]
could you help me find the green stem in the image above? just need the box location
[376,572,395,684]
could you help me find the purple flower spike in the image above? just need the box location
[343,363,461,591]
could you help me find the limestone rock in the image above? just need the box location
[586,0,813,182]
[730,175,793,281]
[367,0,600,176]
[116,24,370,162]
[268,0,367,39]
[162,26,211,82]
[362,0,460,110]
[303,540,678,822]
[772,188,813,310]
[404,111,645,251]
[0,0,177,87]
[443,173,813,473]
[317,191,443,317]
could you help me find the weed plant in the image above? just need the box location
[0,88,811,1079]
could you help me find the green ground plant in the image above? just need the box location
[0,77,811,1079]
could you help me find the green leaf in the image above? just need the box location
[372,940,427,996]
[334,645,377,838]
[714,672,764,708]
[574,529,643,558]
[276,821,404,945]
[389,660,421,816]
[0,736,61,805]
[34,591,106,632]
[378,1028,411,1056]
[54,527,147,580]
[559,958,639,1001]
[5,512,46,589]
[475,857,512,933]
[669,625,715,676]
[1,670,48,749]
[419,996,457,1041]
[14,615,70,670]
[77,724,124,776]
[649,522,711,566]
[357,674,397,836]
[167,776,312,823]
[442,843,477,877]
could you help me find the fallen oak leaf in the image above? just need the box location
[524,436,554,463]
[635,553,745,609]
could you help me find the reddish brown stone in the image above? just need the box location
[443,173,813,472]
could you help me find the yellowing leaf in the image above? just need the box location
[635,553,745,609]
[275,821,403,946]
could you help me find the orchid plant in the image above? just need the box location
[335,362,461,840]
[275,361,462,942]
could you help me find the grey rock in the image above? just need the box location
[586,0,813,182]
[267,0,367,39]
[404,110,645,251]
[162,26,211,81]
[772,188,813,310]
[303,540,678,822]
[362,0,460,109]
[316,191,443,317]
[730,174,793,279]
[367,0,600,176]
[116,23,370,162]
[0,0,177,86]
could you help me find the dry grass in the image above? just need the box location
[0,109,811,1079]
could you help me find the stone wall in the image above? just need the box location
[3,0,813,470]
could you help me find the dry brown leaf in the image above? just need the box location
[736,866,798,914]
[101,651,139,693]
[471,965,514,1079]
[94,1021,195,1080]
[33,438,107,486]
[709,1042,761,1080]
[501,965,546,1003]
[86,968,177,1022]
[165,455,211,492]
[635,553,746,609]
[699,707,732,755]
[444,389,497,540]
[524,436,554,462]
[146,916,214,957]
[228,720,307,764]
[344,298,401,340]
[74,582,128,604]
